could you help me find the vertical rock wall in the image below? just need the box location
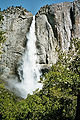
[0,1,80,80]
[35,1,80,67]
[0,7,33,79]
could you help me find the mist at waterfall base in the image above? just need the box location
[7,16,42,98]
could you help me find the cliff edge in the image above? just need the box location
[0,6,33,80]
[35,0,80,66]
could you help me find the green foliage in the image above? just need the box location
[0,38,80,120]
[0,80,20,120]
[0,12,6,58]
[70,38,80,76]
[0,31,6,44]
[0,12,4,22]
[39,64,77,120]
[0,11,6,52]
[14,62,78,120]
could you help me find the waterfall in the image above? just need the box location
[14,16,42,98]
[21,16,42,98]
[7,16,42,98]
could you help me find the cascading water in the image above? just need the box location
[15,16,42,98]
[7,16,42,98]
[21,16,42,97]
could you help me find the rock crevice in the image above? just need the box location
[0,6,33,80]
[0,1,80,80]
[35,1,80,67]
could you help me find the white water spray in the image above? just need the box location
[22,16,42,97]
[13,16,42,98]
[7,16,42,98]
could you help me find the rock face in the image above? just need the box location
[0,6,33,79]
[0,1,80,80]
[35,0,80,65]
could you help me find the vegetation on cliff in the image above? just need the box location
[0,7,80,120]
[0,38,80,120]
[0,11,6,55]
[0,12,5,45]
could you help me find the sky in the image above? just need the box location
[0,0,74,15]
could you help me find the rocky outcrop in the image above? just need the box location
[35,0,80,65]
[0,1,80,81]
[0,6,33,79]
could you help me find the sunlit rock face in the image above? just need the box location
[72,1,80,39]
[0,7,33,79]
[35,1,80,66]
[0,1,80,79]
[0,1,80,97]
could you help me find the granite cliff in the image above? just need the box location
[0,0,80,81]
[0,6,33,80]
[35,0,80,66]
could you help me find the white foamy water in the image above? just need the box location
[13,16,42,98]
[7,16,42,98]
[21,16,42,97]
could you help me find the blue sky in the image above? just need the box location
[0,0,74,15]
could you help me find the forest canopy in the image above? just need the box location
[0,37,80,120]
[0,6,80,120]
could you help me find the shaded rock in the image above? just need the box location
[35,14,58,65]
[35,1,80,67]
[0,1,80,80]
[0,6,33,80]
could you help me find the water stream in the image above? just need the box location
[21,16,42,98]
[7,16,42,98]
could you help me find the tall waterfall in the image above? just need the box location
[21,16,42,98]
[7,16,42,98]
